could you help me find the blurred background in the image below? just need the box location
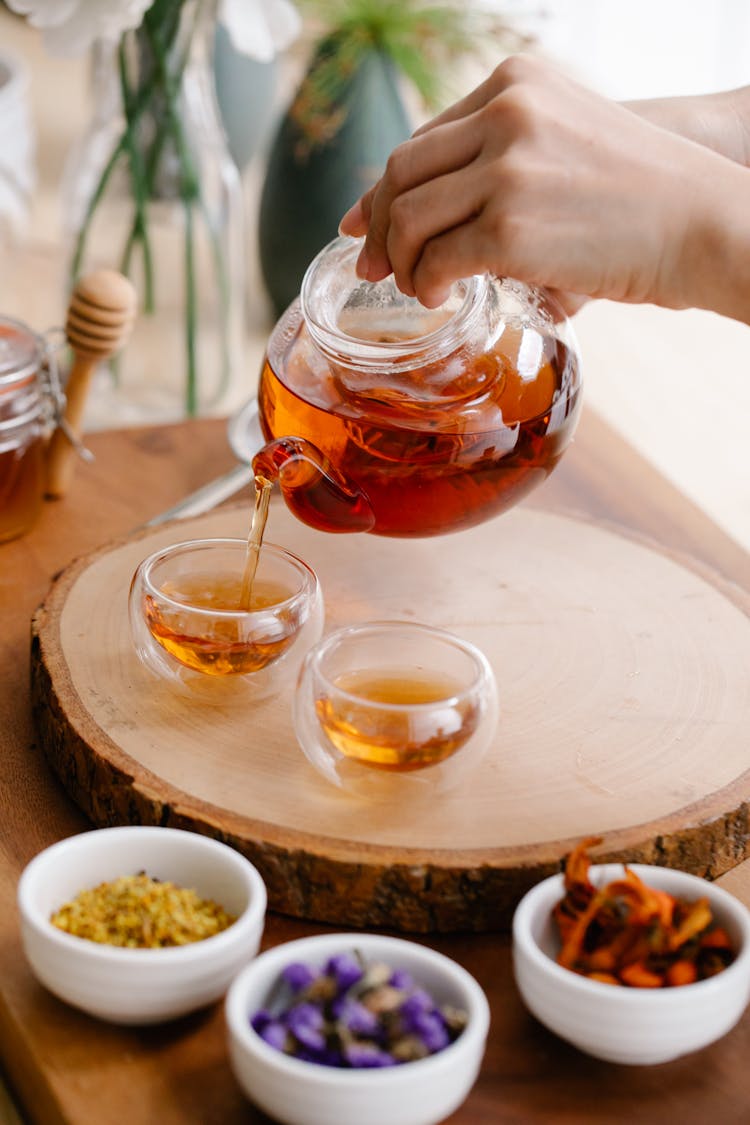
[496,0,750,97]
[0,0,748,552]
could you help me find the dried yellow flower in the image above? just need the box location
[50,872,236,948]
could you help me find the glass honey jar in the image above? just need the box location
[0,315,59,544]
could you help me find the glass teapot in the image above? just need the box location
[252,237,582,537]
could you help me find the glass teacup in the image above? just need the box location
[293,620,499,799]
[129,537,323,701]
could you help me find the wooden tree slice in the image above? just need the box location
[31,503,750,931]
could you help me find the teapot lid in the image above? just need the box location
[298,237,577,411]
[301,236,490,377]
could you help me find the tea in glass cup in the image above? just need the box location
[294,621,499,798]
[129,538,323,700]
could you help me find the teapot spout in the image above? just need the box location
[252,437,375,534]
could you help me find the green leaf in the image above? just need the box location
[292,0,524,146]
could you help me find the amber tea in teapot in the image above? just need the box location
[252,237,582,538]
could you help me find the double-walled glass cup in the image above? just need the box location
[129,538,323,702]
[294,621,499,799]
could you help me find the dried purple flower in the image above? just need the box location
[404,1009,450,1054]
[295,1046,343,1067]
[325,951,363,992]
[389,968,414,991]
[282,961,320,994]
[250,1008,273,1034]
[344,1042,397,1068]
[257,1018,289,1052]
[332,995,379,1037]
[399,988,433,1020]
[249,950,466,1070]
[286,1002,326,1052]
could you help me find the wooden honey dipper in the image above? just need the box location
[46,269,137,499]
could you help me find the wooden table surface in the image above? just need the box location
[2,409,750,1125]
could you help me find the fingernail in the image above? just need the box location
[339,199,363,235]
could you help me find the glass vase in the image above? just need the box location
[62,0,247,423]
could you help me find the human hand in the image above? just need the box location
[339,54,742,316]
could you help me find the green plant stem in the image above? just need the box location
[184,194,198,415]
[143,11,202,415]
[118,27,193,293]
[117,41,156,312]
[145,2,232,410]
[73,0,234,417]
[69,74,160,283]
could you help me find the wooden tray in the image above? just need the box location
[31,501,750,931]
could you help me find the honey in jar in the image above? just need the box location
[0,316,48,544]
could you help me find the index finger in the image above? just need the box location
[351,117,485,284]
[411,59,512,138]
[338,93,488,239]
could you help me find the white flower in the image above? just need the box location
[219,0,301,62]
[7,0,301,60]
[6,0,155,56]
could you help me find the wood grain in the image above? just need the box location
[30,498,750,930]
[3,412,750,1125]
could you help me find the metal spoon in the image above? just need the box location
[143,396,264,526]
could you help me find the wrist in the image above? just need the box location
[625,87,750,168]
[676,155,750,324]
[721,85,750,167]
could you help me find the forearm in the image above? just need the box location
[625,86,750,167]
[341,55,750,325]
[679,154,750,324]
[575,83,750,321]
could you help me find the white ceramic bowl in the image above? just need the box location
[18,826,267,1025]
[512,863,750,1065]
[225,932,490,1125]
